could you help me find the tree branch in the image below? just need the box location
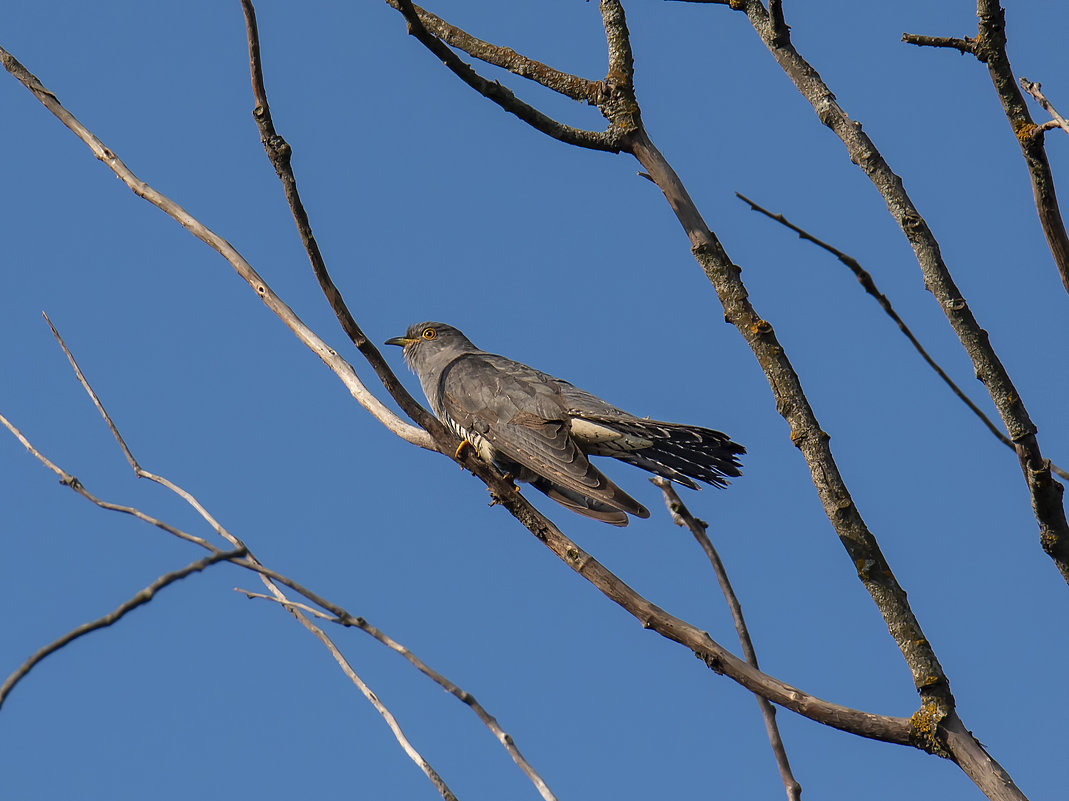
[391,0,621,151]
[901,33,977,55]
[734,194,1069,482]
[654,479,801,801]
[1020,78,1069,138]
[239,0,448,447]
[0,549,243,709]
[385,0,600,104]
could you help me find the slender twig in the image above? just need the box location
[734,194,1069,482]
[0,44,433,452]
[0,411,219,552]
[242,591,559,801]
[0,549,243,709]
[1020,79,1069,138]
[283,597,460,801]
[654,479,801,801]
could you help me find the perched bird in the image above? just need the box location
[385,322,744,526]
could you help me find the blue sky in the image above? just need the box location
[2,1,1067,798]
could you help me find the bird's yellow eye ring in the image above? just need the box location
[421,327,437,340]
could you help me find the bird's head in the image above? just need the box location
[384,321,479,374]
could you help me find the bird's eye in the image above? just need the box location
[421,327,437,340]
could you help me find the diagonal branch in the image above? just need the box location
[239,1,447,448]
[0,549,243,709]
[654,479,801,801]
[734,194,1069,482]
[242,591,559,801]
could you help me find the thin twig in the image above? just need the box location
[1020,78,1069,138]
[0,549,243,709]
[40,313,460,799]
[735,193,1069,483]
[654,479,801,801]
[242,591,559,801]
[0,411,219,552]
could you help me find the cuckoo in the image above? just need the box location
[386,322,744,526]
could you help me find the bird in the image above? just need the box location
[385,321,744,526]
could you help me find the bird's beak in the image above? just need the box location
[384,335,418,347]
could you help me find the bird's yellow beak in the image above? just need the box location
[384,336,418,347]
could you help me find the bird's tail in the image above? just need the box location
[579,416,745,489]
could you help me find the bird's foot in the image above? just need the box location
[454,440,474,462]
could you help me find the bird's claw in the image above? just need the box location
[454,440,473,461]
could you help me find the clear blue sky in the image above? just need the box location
[2,1,1067,799]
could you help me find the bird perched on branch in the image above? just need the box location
[386,322,744,526]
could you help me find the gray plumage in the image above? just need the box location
[385,321,744,526]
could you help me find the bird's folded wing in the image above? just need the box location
[439,355,647,517]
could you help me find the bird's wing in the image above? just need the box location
[438,355,649,518]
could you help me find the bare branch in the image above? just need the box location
[243,592,559,801]
[0,44,434,452]
[901,33,977,55]
[281,597,460,801]
[0,411,220,552]
[654,479,801,801]
[238,1,447,446]
[734,194,1069,483]
[1020,78,1069,138]
[385,0,599,104]
[390,0,620,151]
[0,549,243,710]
